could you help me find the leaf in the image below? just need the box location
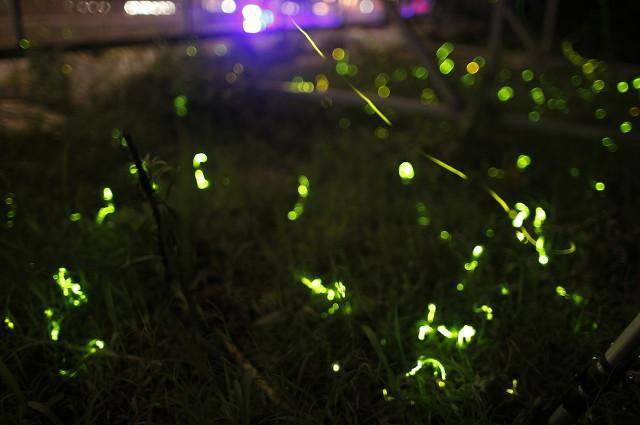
[0,358,26,404]
[362,325,396,388]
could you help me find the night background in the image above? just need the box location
[1,1,640,424]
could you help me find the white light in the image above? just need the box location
[242,4,261,18]
[124,1,176,15]
[281,1,300,15]
[243,19,262,33]
[242,4,263,33]
[220,0,236,13]
[359,0,374,14]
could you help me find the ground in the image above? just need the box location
[1,38,640,424]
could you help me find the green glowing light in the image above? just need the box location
[44,308,61,341]
[633,77,640,89]
[439,59,455,75]
[398,162,415,181]
[556,286,568,298]
[331,362,340,372]
[486,228,495,237]
[374,127,389,139]
[382,388,394,401]
[594,108,606,119]
[530,87,545,105]
[570,75,582,86]
[301,277,327,295]
[506,379,518,395]
[617,81,629,93]
[412,66,428,79]
[193,153,208,169]
[620,121,632,133]
[186,45,197,57]
[521,69,534,82]
[287,211,298,221]
[528,111,540,122]
[195,170,210,190]
[476,305,494,320]
[592,80,605,93]
[391,68,406,82]
[4,316,15,330]
[440,230,451,240]
[421,88,437,104]
[86,339,105,354]
[298,185,309,197]
[472,245,484,258]
[497,86,514,101]
[377,85,390,98]
[436,325,454,339]
[464,260,478,271]
[427,303,436,324]
[405,357,447,383]
[418,324,433,340]
[594,181,605,191]
[456,282,465,291]
[512,202,530,228]
[174,95,188,116]
[500,284,510,295]
[460,74,475,86]
[416,202,430,226]
[456,325,476,348]
[102,187,113,202]
[96,204,115,224]
[69,212,82,222]
[533,207,546,232]
[474,56,486,67]
[19,38,30,50]
[436,42,454,60]
[516,154,531,170]
[53,267,87,306]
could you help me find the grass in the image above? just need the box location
[1,41,640,424]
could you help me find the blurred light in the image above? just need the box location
[497,86,514,101]
[332,48,345,60]
[124,1,176,15]
[617,81,629,93]
[516,154,531,170]
[377,85,390,98]
[312,2,330,16]
[439,58,454,75]
[359,0,374,14]
[521,69,534,82]
[592,79,605,93]
[242,4,263,33]
[620,121,632,133]
[221,0,236,13]
[281,1,300,15]
[466,61,479,74]
[398,162,415,180]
